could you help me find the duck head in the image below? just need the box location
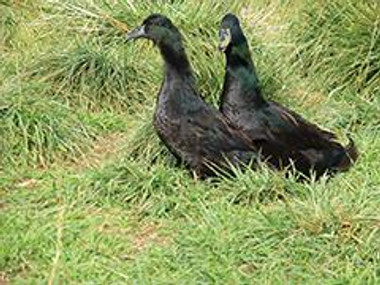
[218,13,246,52]
[126,14,181,45]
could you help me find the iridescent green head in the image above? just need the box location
[126,14,181,45]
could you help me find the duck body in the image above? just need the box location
[219,14,358,179]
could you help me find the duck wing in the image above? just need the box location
[270,101,337,143]
[181,105,261,174]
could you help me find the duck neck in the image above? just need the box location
[224,41,265,107]
[158,40,195,83]
[155,38,202,116]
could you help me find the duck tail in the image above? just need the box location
[335,135,359,171]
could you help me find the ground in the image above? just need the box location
[1,0,379,283]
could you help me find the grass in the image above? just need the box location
[1,0,379,283]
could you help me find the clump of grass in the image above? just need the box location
[124,110,169,163]
[214,166,290,205]
[290,0,380,96]
[28,42,151,110]
[0,54,13,85]
[0,82,95,168]
[0,4,17,48]
[63,156,192,218]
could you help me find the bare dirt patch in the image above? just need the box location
[70,132,127,172]
[0,273,9,285]
[132,221,171,251]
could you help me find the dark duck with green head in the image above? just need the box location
[218,13,358,179]
[126,14,260,178]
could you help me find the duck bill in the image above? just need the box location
[126,25,146,41]
[218,28,231,52]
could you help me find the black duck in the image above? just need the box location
[126,14,261,178]
[218,13,358,179]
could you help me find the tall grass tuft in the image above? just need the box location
[28,42,152,110]
[291,0,380,97]
[0,82,95,168]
